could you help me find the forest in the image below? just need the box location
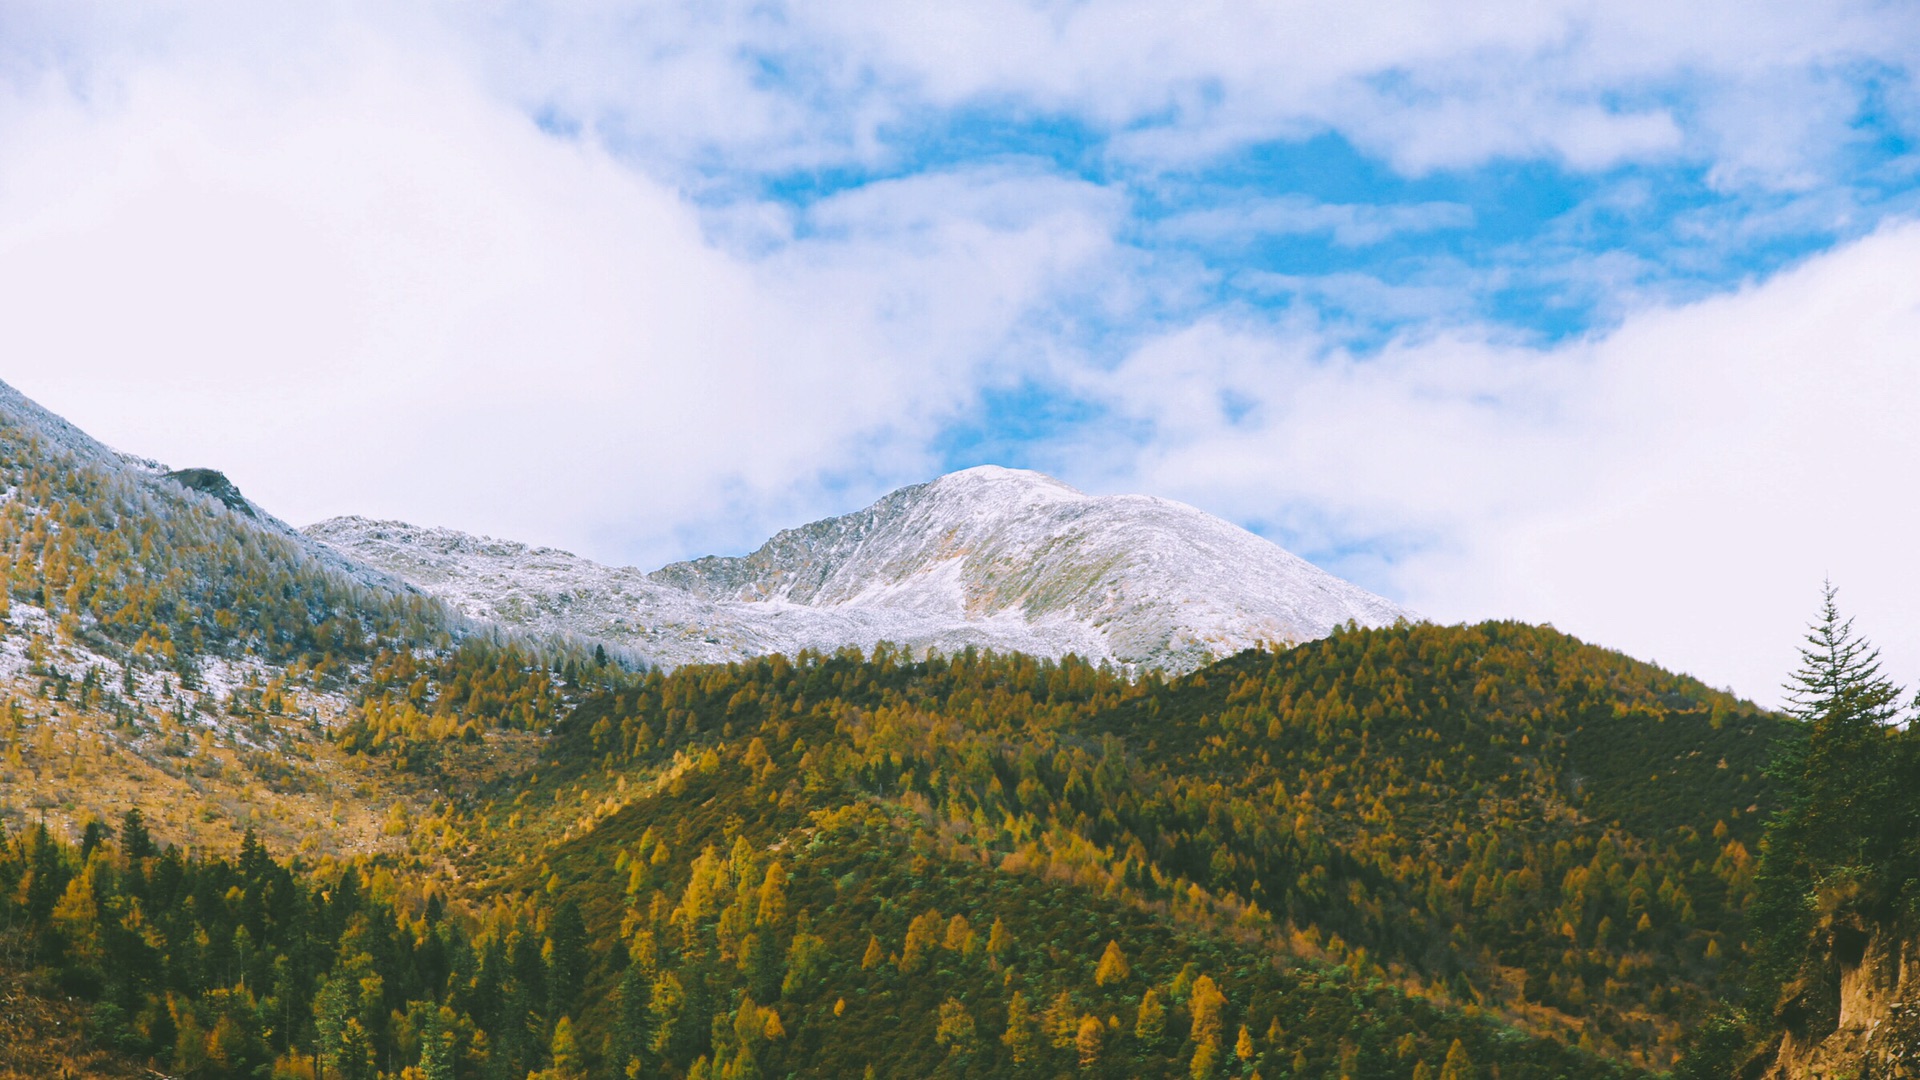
[2,406,1911,1078]
[6,618,1789,1078]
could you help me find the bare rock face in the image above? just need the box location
[1764,923,1920,1078]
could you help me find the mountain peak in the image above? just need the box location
[927,463,1081,493]
[312,468,1412,673]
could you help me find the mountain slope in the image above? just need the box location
[10,620,1775,1079]
[0,381,1783,1078]
[0,378,481,855]
[522,618,1766,1060]
[309,466,1412,673]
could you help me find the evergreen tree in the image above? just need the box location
[615,955,652,1076]
[1749,584,1914,1028]
[419,1006,456,1080]
[120,807,155,861]
[547,899,589,1022]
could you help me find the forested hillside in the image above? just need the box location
[505,624,1777,1072]
[1669,593,1920,1079]
[3,616,1787,1078]
[0,402,458,676]
[0,387,1802,1079]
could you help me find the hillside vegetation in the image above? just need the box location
[3,620,1787,1078]
[0,396,1800,1079]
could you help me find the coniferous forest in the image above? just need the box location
[2,404,1916,1079]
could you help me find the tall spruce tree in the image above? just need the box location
[1749,584,1909,1032]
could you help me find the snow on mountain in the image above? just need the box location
[0,377,415,596]
[307,466,1414,673]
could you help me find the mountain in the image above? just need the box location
[307,466,1411,673]
[0,379,1790,1079]
[0,378,486,863]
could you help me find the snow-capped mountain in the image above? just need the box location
[307,466,1413,673]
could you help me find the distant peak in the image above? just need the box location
[924,465,1085,500]
[935,464,1074,485]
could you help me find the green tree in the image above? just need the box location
[313,975,354,1080]
[548,899,589,1022]
[120,807,154,860]
[615,956,651,1075]
[1750,585,1914,1028]
[418,1005,456,1080]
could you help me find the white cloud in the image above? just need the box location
[1085,221,1920,706]
[0,1,1915,709]
[0,19,1116,568]
[778,0,1910,181]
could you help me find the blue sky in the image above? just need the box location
[2,0,1919,704]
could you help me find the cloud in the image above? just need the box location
[0,1,1915,710]
[781,0,1910,182]
[0,20,1117,569]
[1079,220,1920,705]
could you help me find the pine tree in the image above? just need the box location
[548,899,590,1022]
[1093,940,1130,986]
[1779,584,1904,870]
[1750,584,1915,1026]
[120,807,155,861]
[419,1006,456,1080]
[615,959,651,1078]
[1440,1038,1474,1080]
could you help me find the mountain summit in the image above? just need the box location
[308,466,1412,672]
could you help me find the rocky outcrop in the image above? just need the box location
[1764,923,1920,1078]
[163,467,255,516]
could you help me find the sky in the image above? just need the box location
[1,1,1917,706]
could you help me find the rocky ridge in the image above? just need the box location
[307,466,1414,673]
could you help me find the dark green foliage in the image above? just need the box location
[1743,587,1920,1043]
[0,825,561,1079]
[508,622,1779,1066]
[529,757,1631,1079]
